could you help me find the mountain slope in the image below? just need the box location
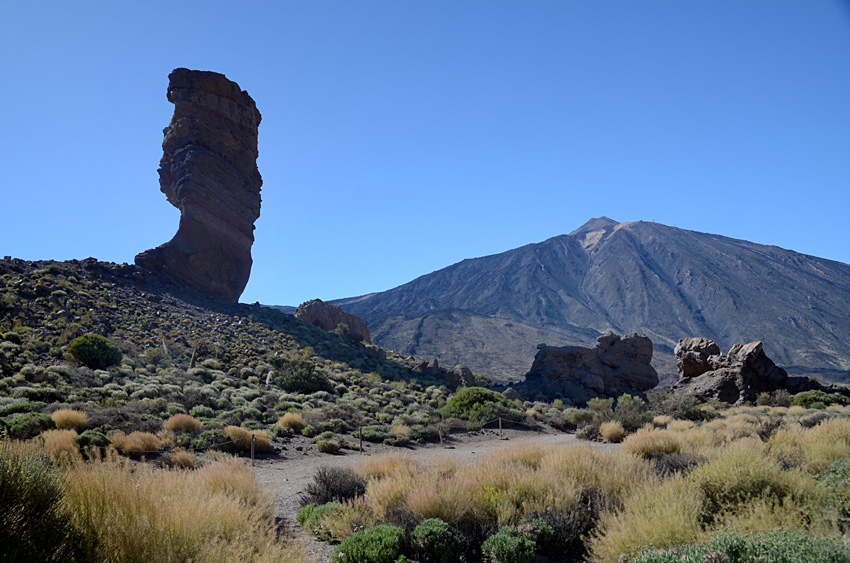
[335,218,850,384]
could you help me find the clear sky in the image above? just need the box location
[2,1,849,306]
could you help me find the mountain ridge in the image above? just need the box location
[333,218,850,384]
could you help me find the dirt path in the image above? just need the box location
[253,429,617,562]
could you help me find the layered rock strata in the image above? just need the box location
[135,68,262,302]
[294,299,371,343]
[520,332,659,403]
[671,337,845,404]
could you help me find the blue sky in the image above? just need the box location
[2,1,849,305]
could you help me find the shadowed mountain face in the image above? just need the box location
[334,218,850,385]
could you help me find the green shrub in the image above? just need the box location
[273,358,334,394]
[316,440,340,453]
[614,394,653,431]
[74,430,111,449]
[67,334,122,370]
[791,390,849,409]
[4,412,55,440]
[297,502,343,542]
[0,442,84,562]
[630,529,850,563]
[334,524,406,563]
[480,526,537,563]
[301,425,318,438]
[190,428,237,453]
[360,425,391,443]
[441,387,522,424]
[189,405,215,418]
[413,518,460,563]
[648,393,710,421]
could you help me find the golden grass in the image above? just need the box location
[277,412,306,432]
[50,409,88,431]
[224,426,272,453]
[41,429,78,457]
[666,419,695,432]
[168,448,198,469]
[621,428,686,458]
[391,424,410,437]
[588,475,705,563]
[599,421,626,443]
[109,431,162,456]
[789,405,806,415]
[62,451,304,562]
[480,443,544,469]
[769,416,850,474]
[358,451,421,481]
[652,415,672,428]
[316,499,377,541]
[163,414,203,433]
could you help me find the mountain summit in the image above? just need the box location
[335,218,850,384]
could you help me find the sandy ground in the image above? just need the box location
[253,428,617,562]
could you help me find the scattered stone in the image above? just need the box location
[294,299,371,343]
[519,332,658,402]
[416,358,444,377]
[135,68,262,302]
[502,387,521,401]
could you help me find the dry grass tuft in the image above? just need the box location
[62,451,302,562]
[667,419,695,432]
[224,426,272,453]
[391,424,410,437]
[41,429,78,457]
[278,412,307,432]
[109,431,162,456]
[622,428,686,458]
[163,414,203,433]
[652,415,672,428]
[168,448,199,469]
[358,451,422,481]
[599,421,626,443]
[51,409,88,431]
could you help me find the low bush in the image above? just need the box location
[190,428,237,453]
[648,393,709,422]
[75,430,111,449]
[630,529,850,563]
[298,502,343,542]
[613,394,653,432]
[599,420,626,443]
[317,440,341,453]
[480,526,537,563]
[301,465,366,506]
[333,524,406,563]
[0,441,84,562]
[441,387,522,424]
[413,518,461,563]
[273,359,334,394]
[109,431,162,456]
[791,390,849,409]
[41,429,78,457]
[224,426,272,453]
[4,412,55,440]
[67,334,122,370]
[50,408,88,431]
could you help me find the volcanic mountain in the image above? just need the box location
[334,218,850,385]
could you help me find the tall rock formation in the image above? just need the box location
[519,332,659,403]
[135,68,262,302]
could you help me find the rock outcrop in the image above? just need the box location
[671,337,844,404]
[519,332,659,403]
[415,359,443,377]
[446,364,475,389]
[294,299,371,343]
[135,68,262,302]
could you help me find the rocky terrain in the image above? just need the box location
[671,337,849,405]
[136,68,263,302]
[334,217,850,386]
[519,332,658,403]
[294,299,371,343]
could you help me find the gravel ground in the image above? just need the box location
[253,428,618,562]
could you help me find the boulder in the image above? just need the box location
[415,359,444,377]
[294,299,371,343]
[502,387,521,401]
[671,337,843,404]
[135,68,262,302]
[519,332,658,402]
[446,364,475,389]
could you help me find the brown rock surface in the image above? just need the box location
[519,332,658,403]
[135,68,262,302]
[294,299,371,343]
[671,337,843,404]
[446,364,475,389]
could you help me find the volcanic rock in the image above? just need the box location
[446,364,475,389]
[415,359,444,377]
[520,332,659,403]
[294,299,371,343]
[135,68,262,302]
[671,337,842,404]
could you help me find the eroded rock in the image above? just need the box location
[294,299,371,343]
[446,364,475,389]
[519,332,658,402]
[135,68,262,302]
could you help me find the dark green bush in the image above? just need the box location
[648,392,711,421]
[413,518,461,563]
[630,529,850,563]
[190,428,237,453]
[67,334,122,370]
[316,440,341,453]
[360,425,391,443]
[480,526,537,563]
[614,394,653,431]
[74,430,110,449]
[4,412,55,439]
[0,443,84,562]
[300,465,366,506]
[273,358,334,394]
[297,502,343,542]
[441,387,522,424]
[791,390,849,408]
[334,524,406,563]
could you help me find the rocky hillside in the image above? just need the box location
[334,218,850,385]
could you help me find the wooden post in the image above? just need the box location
[439,426,444,448]
[359,427,363,453]
[499,417,502,438]
[251,434,256,467]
